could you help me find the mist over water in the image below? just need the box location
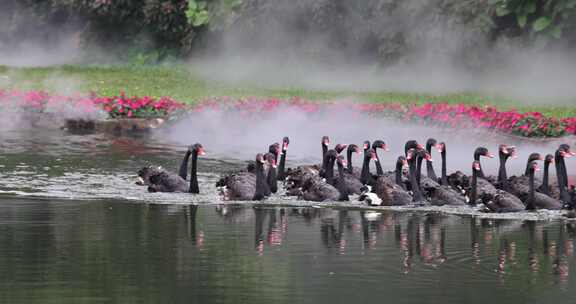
[166,108,572,176]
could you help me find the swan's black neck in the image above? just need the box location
[395,160,404,189]
[253,161,267,200]
[526,167,536,210]
[539,160,551,196]
[470,168,478,206]
[416,156,424,186]
[188,151,199,194]
[497,155,509,191]
[325,157,336,186]
[426,146,437,181]
[409,158,423,202]
[555,151,570,203]
[346,148,354,173]
[440,149,448,185]
[322,144,328,168]
[179,150,192,180]
[277,149,287,181]
[374,150,384,176]
[336,162,349,201]
[474,151,485,179]
[361,153,372,185]
[267,165,278,194]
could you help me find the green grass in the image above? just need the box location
[1,64,575,118]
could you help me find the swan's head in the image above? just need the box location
[191,143,206,156]
[348,144,361,155]
[416,148,432,162]
[437,142,446,153]
[256,153,266,164]
[425,138,437,151]
[367,148,378,162]
[282,136,290,151]
[269,143,280,156]
[499,144,517,159]
[527,152,543,163]
[475,147,494,159]
[372,140,389,152]
[404,140,421,155]
[322,136,330,146]
[363,140,371,151]
[559,144,575,158]
[264,153,277,168]
[334,144,348,154]
[545,154,555,164]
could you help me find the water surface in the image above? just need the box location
[0,129,575,303]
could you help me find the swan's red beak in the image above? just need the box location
[363,143,368,149]
[568,150,576,157]
[417,144,424,149]
[198,149,206,156]
[425,153,433,162]
[383,144,390,152]
[402,160,408,167]
[486,152,494,158]
[341,159,348,167]
[283,143,289,151]
[271,160,277,168]
[436,143,444,153]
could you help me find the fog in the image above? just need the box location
[165,107,572,176]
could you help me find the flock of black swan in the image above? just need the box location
[136,137,576,214]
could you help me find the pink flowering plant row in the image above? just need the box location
[193,97,576,138]
[1,90,575,138]
[0,90,184,119]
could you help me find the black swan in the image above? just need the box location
[416,146,466,206]
[265,152,278,194]
[379,156,408,189]
[284,136,329,194]
[147,144,205,193]
[506,153,562,210]
[218,153,270,201]
[474,147,494,179]
[361,156,412,206]
[360,148,378,185]
[300,150,342,202]
[425,138,439,181]
[537,154,557,197]
[469,161,524,212]
[406,148,427,203]
[335,155,350,201]
[371,140,388,175]
[277,136,290,181]
[494,144,516,190]
[136,145,193,186]
[555,144,574,204]
[345,144,362,176]
[335,145,364,195]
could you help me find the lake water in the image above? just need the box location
[0,129,575,303]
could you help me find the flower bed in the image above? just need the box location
[0,90,575,138]
[193,97,576,138]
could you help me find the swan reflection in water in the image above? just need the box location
[183,205,576,284]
